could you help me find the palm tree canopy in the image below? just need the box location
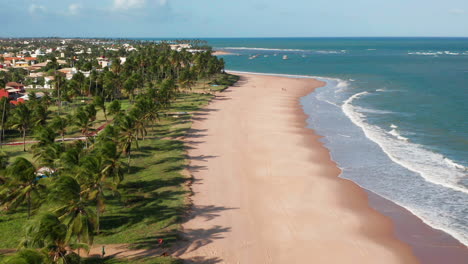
[48,176,81,205]
[2,249,45,264]
[6,157,36,183]
[21,213,68,249]
[48,176,96,245]
[9,103,32,132]
[33,126,57,147]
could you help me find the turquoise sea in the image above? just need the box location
[205,38,468,246]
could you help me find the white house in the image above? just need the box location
[32,49,45,57]
[170,44,192,51]
[44,76,55,89]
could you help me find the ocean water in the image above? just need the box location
[206,38,468,245]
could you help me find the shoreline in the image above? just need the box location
[177,73,419,263]
[230,69,468,250]
[366,190,468,263]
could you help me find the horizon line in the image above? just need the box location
[2,36,468,39]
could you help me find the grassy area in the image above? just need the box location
[0,73,238,262]
[0,92,215,248]
[0,97,132,145]
[0,254,181,264]
[83,256,182,264]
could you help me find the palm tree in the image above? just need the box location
[93,95,107,120]
[31,126,61,168]
[32,126,57,148]
[0,96,11,147]
[33,143,62,169]
[74,108,92,147]
[52,73,66,114]
[178,69,195,92]
[123,75,137,102]
[50,115,69,143]
[84,104,97,122]
[108,100,121,118]
[136,98,160,132]
[9,103,33,151]
[129,107,147,140]
[2,249,45,264]
[0,150,8,170]
[98,140,125,185]
[3,157,44,218]
[48,176,96,247]
[20,213,89,263]
[157,78,177,109]
[118,115,139,172]
[59,141,86,173]
[32,104,50,127]
[77,154,111,234]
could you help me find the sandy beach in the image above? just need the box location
[176,73,419,263]
[212,50,234,56]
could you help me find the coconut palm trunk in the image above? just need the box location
[127,150,131,173]
[27,191,31,219]
[23,129,26,152]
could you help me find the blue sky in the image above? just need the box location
[2,0,468,37]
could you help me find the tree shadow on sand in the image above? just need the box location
[119,205,235,263]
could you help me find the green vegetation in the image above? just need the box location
[0,40,238,263]
[82,256,182,264]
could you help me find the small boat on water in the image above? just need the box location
[283,55,288,60]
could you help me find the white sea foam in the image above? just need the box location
[354,106,395,115]
[222,47,347,54]
[337,80,349,88]
[316,50,347,54]
[342,92,468,195]
[338,134,351,138]
[388,129,409,142]
[408,50,466,56]
[222,47,306,52]
[376,88,386,92]
[333,80,351,94]
[444,158,467,171]
[338,86,468,245]
[323,99,340,107]
[408,52,441,56]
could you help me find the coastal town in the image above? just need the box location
[0,37,234,264]
[0,39,208,105]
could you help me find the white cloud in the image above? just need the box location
[69,4,81,15]
[113,0,146,9]
[29,4,46,14]
[449,9,465,15]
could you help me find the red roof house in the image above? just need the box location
[0,89,8,99]
[5,82,25,93]
[10,98,25,105]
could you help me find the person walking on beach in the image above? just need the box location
[101,245,106,258]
